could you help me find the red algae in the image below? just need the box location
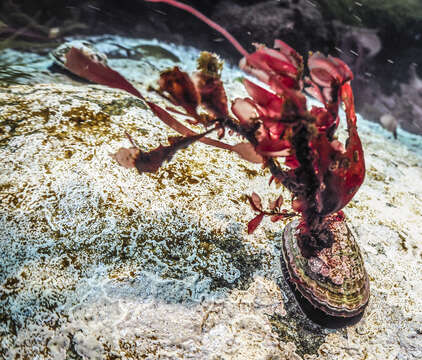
[56,0,369,326]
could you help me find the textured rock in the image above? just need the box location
[0,39,422,359]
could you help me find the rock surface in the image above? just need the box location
[0,40,422,359]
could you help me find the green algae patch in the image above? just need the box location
[367,165,387,182]
[100,97,147,115]
[0,102,53,147]
[63,105,111,134]
[0,87,150,148]
[319,0,422,29]
[134,44,181,63]
[0,62,32,86]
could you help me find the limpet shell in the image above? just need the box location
[50,40,108,69]
[281,216,370,328]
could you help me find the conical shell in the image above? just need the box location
[282,217,369,318]
[50,40,108,69]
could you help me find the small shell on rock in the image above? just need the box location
[50,40,108,69]
[379,113,398,139]
[281,216,370,328]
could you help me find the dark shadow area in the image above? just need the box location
[269,233,330,357]
[279,250,365,329]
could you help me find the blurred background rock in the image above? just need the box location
[1,0,421,134]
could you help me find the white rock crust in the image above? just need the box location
[1,38,422,359]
